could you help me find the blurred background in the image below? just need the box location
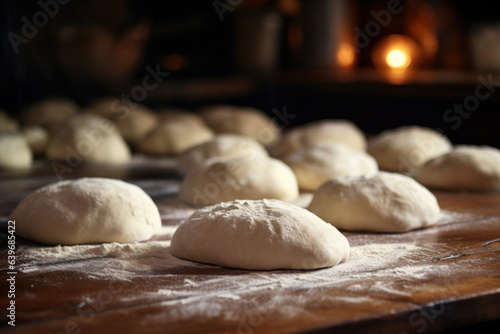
[1,0,500,146]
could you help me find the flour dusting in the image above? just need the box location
[15,232,475,324]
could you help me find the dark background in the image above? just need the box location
[1,0,500,146]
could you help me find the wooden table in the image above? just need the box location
[1,158,500,334]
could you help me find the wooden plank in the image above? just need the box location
[1,162,500,333]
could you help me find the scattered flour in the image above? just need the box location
[15,226,474,324]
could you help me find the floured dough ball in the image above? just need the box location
[113,106,157,144]
[0,132,33,169]
[87,99,158,144]
[270,119,367,158]
[10,178,162,245]
[0,111,19,132]
[46,114,131,164]
[48,113,103,135]
[138,118,214,155]
[171,199,350,270]
[308,172,440,232]
[22,125,49,156]
[178,156,299,206]
[199,105,281,147]
[282,143,378,191]
[367,126,452,173]
[86,97,119,118]
[158,108,206,127]
[414,145,500,191]
[178,134,269,173]
[22,98,79,128]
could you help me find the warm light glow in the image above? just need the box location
[337,44,356,67]
[372,34,422,84]
[386,49,411,69]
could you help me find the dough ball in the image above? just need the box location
[22,125,49,156]
[199,105,281,147]
[367,126,452,173]
[0,111,19,132]
[414,145,500,191]
[0,132,33,170]
[178,134,269,174]
[158,108,206,127]
[171,199,350,270]
[282,143,378,191]
[48,113,105,135]
[86,97,120,118]
[113,106,158,144]
[270,119,366,158]
[138,118,214,155]
[46,115,131,164]
[308,172,440,232]
[86,99,158,144]
[22,98,79,128]
[10,178,162,245]
[178,156,299,206]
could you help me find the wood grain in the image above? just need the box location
[1,159,500,333]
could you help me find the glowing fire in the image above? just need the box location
[385,49,411,69]
[372,35,421,78]
[337,44,356,67]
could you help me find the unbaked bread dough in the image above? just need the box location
[282,143,378,191]
[112,106,158,144]
[178,134,269,173]
[87,97,143,119]
[178,156,299,206]
[87,97,120,118]
[199,105,281,147]
[367,126,451,173]
[87,99,158,144]
[414,145,500,191]
[22,125,49,156]
[46,115,131,164]
[158,108,206,127]
[0,132,33,169]
[0,111,19,132]
[10,178,162,245]
[270,119,367,158]
[138,118,214,155]
[22,98,79,128]
[308,172,440,232]
[170,199,350,270]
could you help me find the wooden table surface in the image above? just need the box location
[1,158,500,334]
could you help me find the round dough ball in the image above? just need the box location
[367,126,452,173]
[178,156,299,206]
[86,97,142,120]
[199,105,281,147]
[171,199,350,270]
[157,108,206,127]
[270,119,367,158]
[0,111,19,132]
[178,134,269,173]
[87,99,158,144]
[282,143,378,191]
[22,98,79,127]
[414,145,500,191]
[10,178,162,245]
[113,106,158,144]
[308,172,440,232]
[0,132,33,170]
[86,97,120,118]
[46,115,131,164]
[47,113,105,135]
[22,125,49,156]
[138,118,214,155]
